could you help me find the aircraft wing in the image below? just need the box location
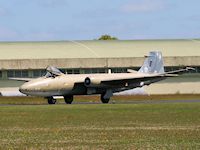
[9,77,33,82]
[92,67,193,87]
[101,74,166,87]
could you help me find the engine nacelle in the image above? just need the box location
[84,77,101,87]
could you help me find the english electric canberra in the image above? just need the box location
[11,51,193,104]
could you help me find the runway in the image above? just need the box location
[0,99,200,106]
[111,99,200,104]
[73,99,200,105]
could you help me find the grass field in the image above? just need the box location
[0,101,200,149]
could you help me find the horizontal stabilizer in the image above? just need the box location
[165,67,195,75]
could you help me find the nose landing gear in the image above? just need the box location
[47,97,57,104]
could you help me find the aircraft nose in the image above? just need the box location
[19,84,26,94]
[19,83,32,94]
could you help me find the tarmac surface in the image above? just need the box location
[113,99,200,104]
[0,99,200,106]
[74,99,200,104]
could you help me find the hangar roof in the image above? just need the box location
[0,39,200,60]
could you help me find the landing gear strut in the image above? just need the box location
[47,97,56,104]
[100,89,113,103]
[64,95,73,104]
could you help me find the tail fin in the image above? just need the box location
[138,51,165,74]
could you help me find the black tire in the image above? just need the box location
[100,94,110,103]
[64,95,73,104]
[47,97,56,104]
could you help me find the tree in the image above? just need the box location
[98,34,118,40]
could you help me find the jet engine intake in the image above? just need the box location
[84,77,101,87]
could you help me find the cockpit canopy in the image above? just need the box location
[45,66,64,78]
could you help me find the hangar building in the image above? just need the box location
[0,39,200,94]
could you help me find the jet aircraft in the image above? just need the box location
[11,51,193,104]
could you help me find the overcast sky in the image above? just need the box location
[0,0,200,41]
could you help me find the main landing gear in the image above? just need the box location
[100,90,113,104]
[101,94,110,103]
[64,95,74,104]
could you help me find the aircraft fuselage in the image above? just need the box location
[19,73,148,97]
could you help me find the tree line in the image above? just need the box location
[97,35,118,40]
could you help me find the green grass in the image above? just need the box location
[0,103,200,149]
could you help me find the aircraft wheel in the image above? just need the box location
[64,95,73,104]
[47,97,56,104]
[100,94,110,103]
